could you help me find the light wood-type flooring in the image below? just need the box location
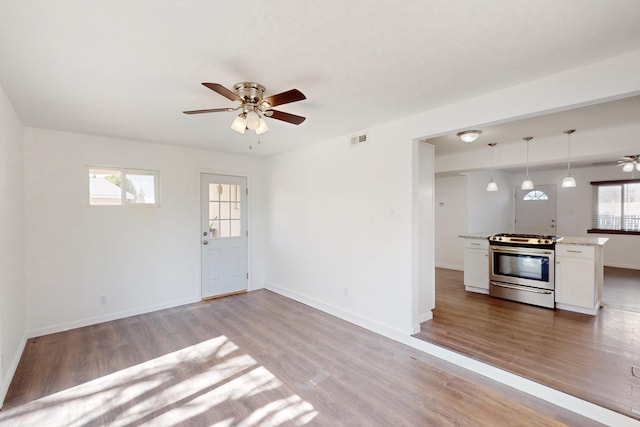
[1,289,602,426]
[415,267,640,421]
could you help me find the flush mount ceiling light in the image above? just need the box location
[486,143,498,192]
[183,82,305,138]
[561,129,577,188]
[457,130,482,143]
[521,136,534,190]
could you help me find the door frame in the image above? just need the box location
[199,170,251,299]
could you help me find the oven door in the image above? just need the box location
[489,245,554,290]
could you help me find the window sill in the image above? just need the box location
[587,229,640,235]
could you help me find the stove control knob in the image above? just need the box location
[545,239,551,244]
[538,239,542,243]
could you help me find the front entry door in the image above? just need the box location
[515,184,557,235]
[201,174,248,299]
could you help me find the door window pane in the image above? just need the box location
[208,183,242,238]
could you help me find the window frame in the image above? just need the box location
[88,166,160,207]
[588,178,640,235]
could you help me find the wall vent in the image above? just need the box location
[350,131,368,145]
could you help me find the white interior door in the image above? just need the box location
[515,184,557,235]
[201,174,248,299]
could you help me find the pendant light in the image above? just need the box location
[521,137,534,190]
[561,129,576,188]
[486,143,498,192]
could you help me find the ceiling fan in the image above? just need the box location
[616,155,640,172]
[183,82,306,135]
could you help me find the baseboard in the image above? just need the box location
[417,311,432,324]
[0,332,27,410]
[435,263,463,271]
[604,263,640,271]
[26,296,200,338]
[264,281,416,337]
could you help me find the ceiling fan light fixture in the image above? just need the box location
[256,118,269,135]
[245,110,261,130]
[231,114,247,134]
[457,130,482,143]
[623,162,635,172]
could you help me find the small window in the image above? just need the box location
[589,179,640,234]
[523,190,548,201]
[89,167,159,206]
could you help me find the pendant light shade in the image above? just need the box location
[521,137,534,190]
[486,143,498,192]
[561,129,576,188]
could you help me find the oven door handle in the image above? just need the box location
[490,281,553,294]
[489,246,554,255]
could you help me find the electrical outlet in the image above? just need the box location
[99,296,106,305]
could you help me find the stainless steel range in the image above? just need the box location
[488,233,563,308]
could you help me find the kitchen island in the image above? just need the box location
[459,234,608,315]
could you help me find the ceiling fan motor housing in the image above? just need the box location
[233,82,266,104]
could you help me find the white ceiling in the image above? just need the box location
[1,1,640,157]
[427,95,640,159]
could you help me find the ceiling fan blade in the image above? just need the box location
[201,83,243,103]
[183,107,236,115]
[265,109,306,125]
[261,89,306,108]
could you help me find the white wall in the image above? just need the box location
[510,165,640,269]
[416,142,435,323]
[434,163,640,270]
[23,128,265,336]
[465,170,514,234]
[0,84,26,406]
[263,124,419,336]
[434,175,467,270]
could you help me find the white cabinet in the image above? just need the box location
[463,239,489,294]
[555,244,601,315]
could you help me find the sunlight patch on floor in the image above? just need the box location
[0,336,318,426]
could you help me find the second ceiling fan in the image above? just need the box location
[183,82,306,135]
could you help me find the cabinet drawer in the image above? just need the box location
[464,239,488,250]
[556,245,594,259]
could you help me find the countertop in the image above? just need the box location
[557,236,609,246]
[458,233,609,246]
[458,233,492,240]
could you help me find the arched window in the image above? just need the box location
[523,190,548,201]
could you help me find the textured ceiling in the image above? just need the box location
[1,1,640,156]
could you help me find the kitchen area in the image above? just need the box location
[420,95,640,421]
[461,232,608,315]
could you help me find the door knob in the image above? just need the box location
[203,240,208,245]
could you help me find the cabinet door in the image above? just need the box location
[464,248,489,290]
[555,256,595,308]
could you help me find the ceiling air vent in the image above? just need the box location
[350,131,368,145]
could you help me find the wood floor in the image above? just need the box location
[1,290,603,426]
[414,267,640,421]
